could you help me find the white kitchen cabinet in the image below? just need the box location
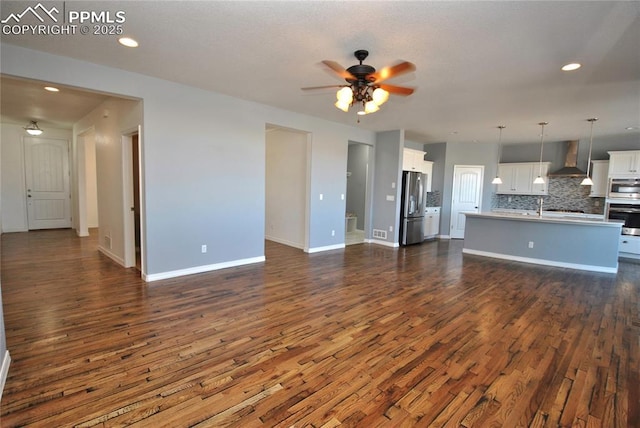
[496,162,550,195]
[608,151,640,177]
[402,148,427,173]
[619,235,640,260]
[589,160,609,197]
[423,207,440,239]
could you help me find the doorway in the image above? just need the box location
[265,125,310,251]
[24,137,72,230]
[345,142,372,245]
[450,165,484,239]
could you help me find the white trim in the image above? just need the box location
[1,227,28,233]
[265,236,304,250]
[366,239,400,248]
[98,245,126,267]
[439,235,451,239]
[0,350,11,401]
[143,256,266,282]
[462,248,618,274]
[305,244,346,253]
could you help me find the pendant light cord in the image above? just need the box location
[538,122,547,177]
[585,118,597,177]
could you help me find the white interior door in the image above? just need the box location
[450,165,484,239]
[24,137,71,230]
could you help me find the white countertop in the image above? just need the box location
[468,211,622,228]
[492,209,605,220]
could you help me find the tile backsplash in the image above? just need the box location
[492,177,605,214]
[426,190,441,207]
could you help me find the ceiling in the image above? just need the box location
[1,1,639,145]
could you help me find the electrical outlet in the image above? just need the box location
[528,241,534,249]
[201,244,207,253]
[389,226,393,232]
[319,193,323,200]
[331,230,335,236]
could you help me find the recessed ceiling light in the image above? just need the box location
[561,63,581,71]
[626,126,639,130]
[44,86,59,92]
[118,37,139,48]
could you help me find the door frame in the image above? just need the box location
[450,164,484,239]
[345,141,374,243]
[122,125,144,273]
[75,127,97,237]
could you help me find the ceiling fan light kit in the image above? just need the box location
[303,49,415,116]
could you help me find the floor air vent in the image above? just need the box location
[372,229,387,239]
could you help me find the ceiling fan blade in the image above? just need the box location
[370,61,416,83]
[321,60,356,80]
[379,84,415,96]
[301,85,344,91]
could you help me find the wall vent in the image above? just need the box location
[372,229,387,239]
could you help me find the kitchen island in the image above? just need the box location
[463,212,622,273]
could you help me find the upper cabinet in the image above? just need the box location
[496,162,550,195]
[589,160,609,197]
[608,151,640,177]
[402,148,427,173]
[402,149,433,191]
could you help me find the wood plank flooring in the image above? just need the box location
[0,229,638,427]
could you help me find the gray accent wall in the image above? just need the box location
[372,130,404,244]
[501,135,640,173]
[1,43,376,276]
[438,142,499,237]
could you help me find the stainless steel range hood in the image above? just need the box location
[548,140,587,177]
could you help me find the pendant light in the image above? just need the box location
[533,122,548,185]
[580,118,598,186]
[492,125,506,184]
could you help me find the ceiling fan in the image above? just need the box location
[302,49,416,115]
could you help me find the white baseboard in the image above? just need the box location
[305,244,345,254]
[1,227,28,233]
[0,350,11,401]
[98,245,125,267]
[265,235,304,250]
[366,239,399,248]
[439,235,451,240]
[462,248,618,274]
[143,256,266,282]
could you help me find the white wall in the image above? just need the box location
[265,128,307,249]
[1,43,376,278]
[73,98,142,265]
[1,123,72,232]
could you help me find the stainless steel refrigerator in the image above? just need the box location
[400,171,426,246]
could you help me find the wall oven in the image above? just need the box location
[609,178,640,200]
[607,202,640,236]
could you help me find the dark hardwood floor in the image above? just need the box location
[0,229,638,427]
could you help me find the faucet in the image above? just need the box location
[537,197,544,217]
